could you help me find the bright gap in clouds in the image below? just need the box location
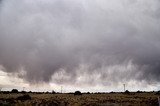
[0,0,160,92]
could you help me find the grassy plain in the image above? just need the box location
[0,92,159,106]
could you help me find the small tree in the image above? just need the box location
[125,90,130,94]
[87,92,90,94]
[74,91,82,96]
[11,89,18,93]
[52,90,56,94]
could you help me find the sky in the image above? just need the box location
[0,0,160,92]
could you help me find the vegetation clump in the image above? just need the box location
[137,90,142,93]
[125,90,130,94]
[11,89,18,93]
[52,90,56,94]
[74,91,82,96]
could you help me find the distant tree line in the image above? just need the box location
[0,89,160,95]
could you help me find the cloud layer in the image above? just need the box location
[0,0,160,86]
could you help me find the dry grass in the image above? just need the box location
[0,92,159,106]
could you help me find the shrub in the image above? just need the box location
[45,91,50,94]
[125,90,130,94]
[74,91,82,96]
[137,90,142,93]
[21,91,26,94]
[87,92,90,94]
[110,91,115,93]
[11,89,18,93]
[52,90,56,94]
[2,91,10,94]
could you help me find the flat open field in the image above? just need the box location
[0,92,160,106]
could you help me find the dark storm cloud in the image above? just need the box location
[0,0,160,85]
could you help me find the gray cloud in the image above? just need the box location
[0,0,160,86]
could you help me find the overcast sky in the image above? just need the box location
[0,0,160,92]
